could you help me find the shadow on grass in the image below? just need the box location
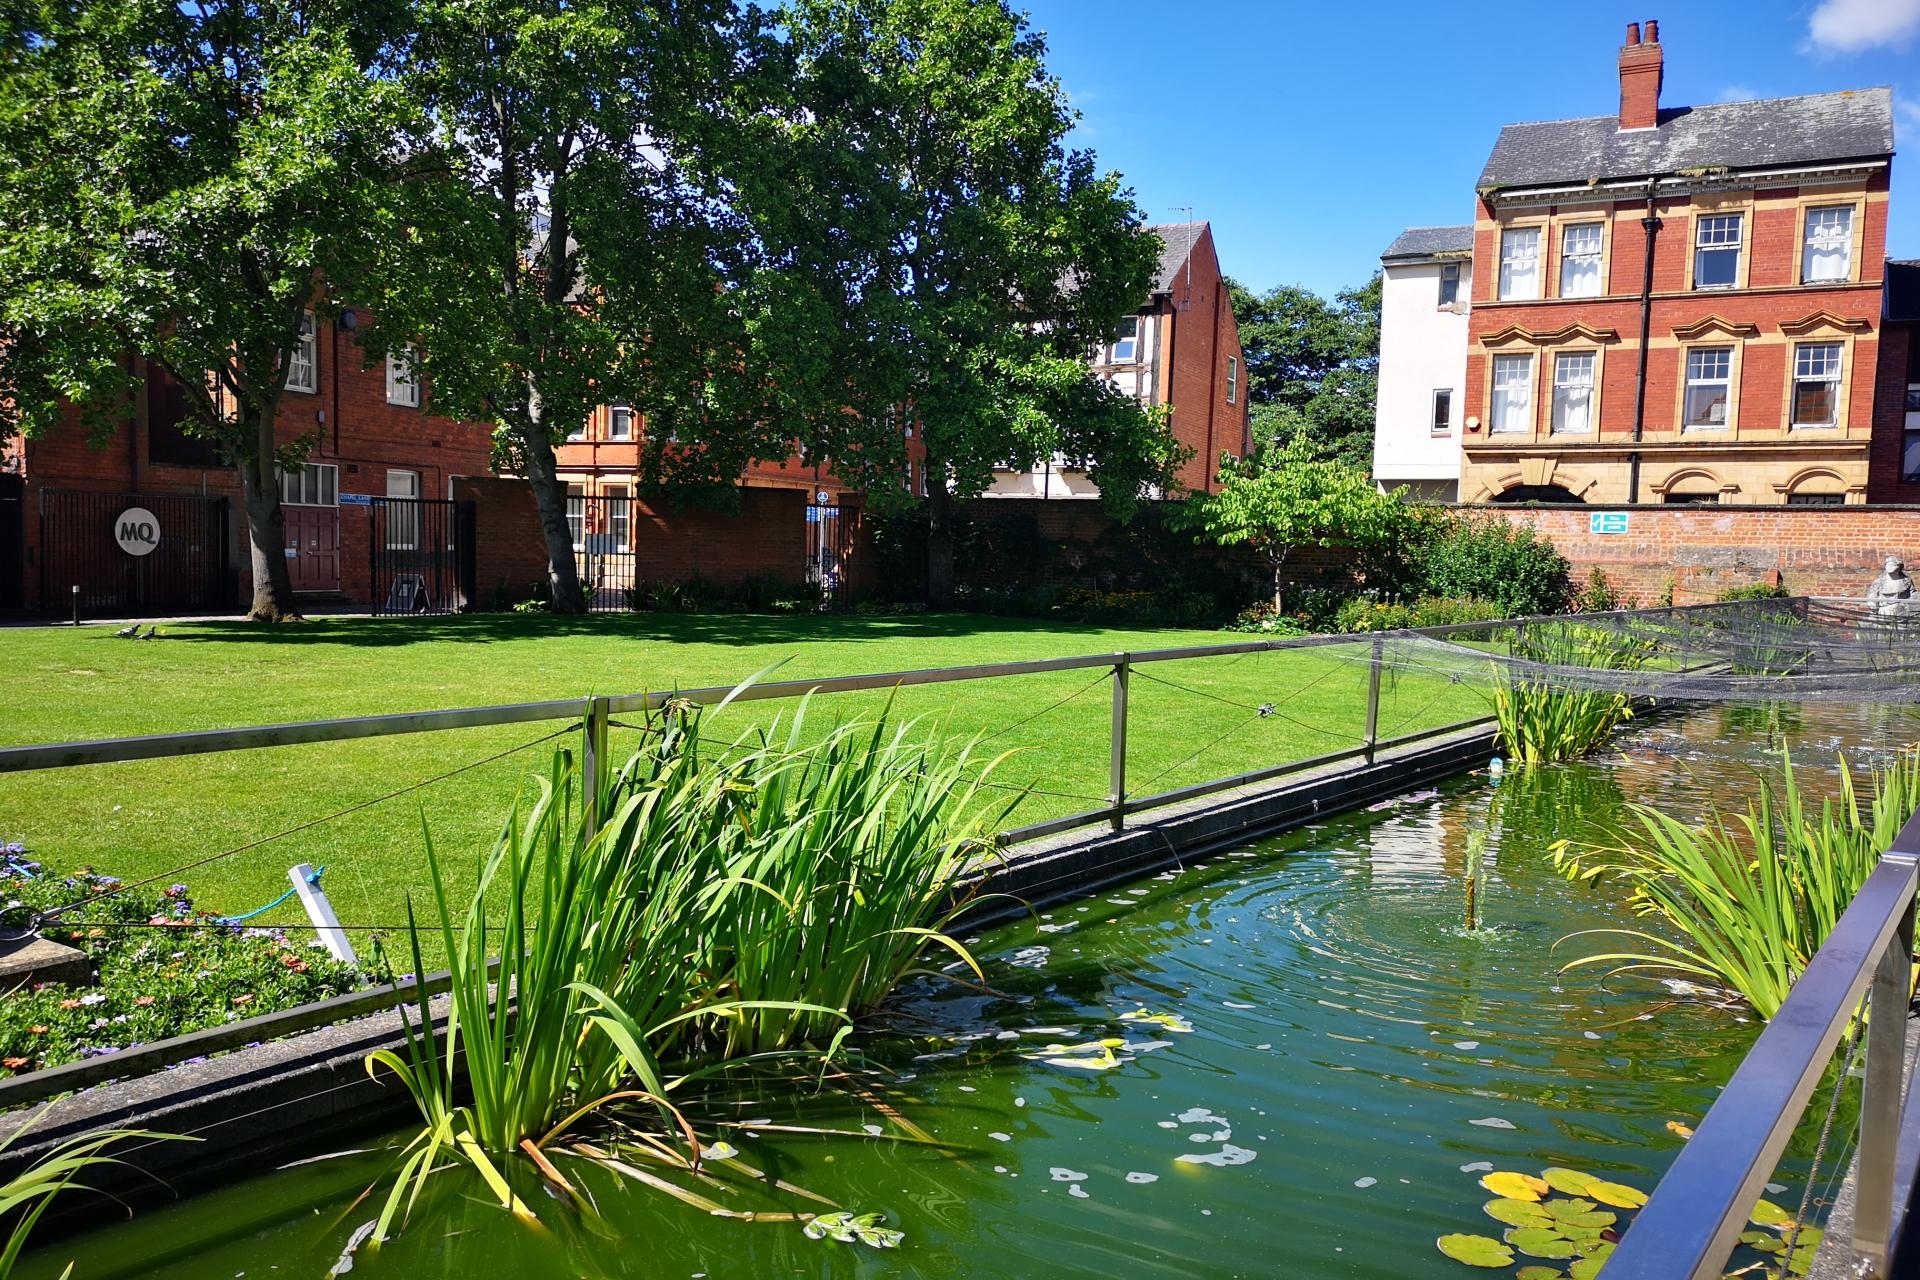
[153,610,1204,650]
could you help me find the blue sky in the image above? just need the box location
[1020,0,1920,298]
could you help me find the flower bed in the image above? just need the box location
[1,847,371,1076]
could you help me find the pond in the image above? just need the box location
[22,699,1918,1279]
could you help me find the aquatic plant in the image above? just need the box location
[1493,623,1655,766]
[1,1125,186,1278]
[367,700,1011,1238]
[1551,747,1920,1018]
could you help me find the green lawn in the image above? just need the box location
[0,612,1489,953]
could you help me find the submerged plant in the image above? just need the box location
[1551,747,1920,1018]
[366,697,1012,1240]
[1493,623,1655,767]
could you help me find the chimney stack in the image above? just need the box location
[1619,17,1663,130]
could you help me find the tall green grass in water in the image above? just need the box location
[1494,623,1655,766]
[368,699,1011,1238]
[1552,747,1920,1018]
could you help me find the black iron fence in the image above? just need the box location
[368,498,473,616]
[0,474,22,611]
[805,498,851,605]
[39,488,230,617]
[569,494,638,612]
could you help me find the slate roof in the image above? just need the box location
[1888,261,1920,325]
[1479,87,1894,191]
[1382,225,1473,261]
[1147,222,1206,293]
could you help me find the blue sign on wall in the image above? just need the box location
[1589,512,1629,535]
[340,493,374,506]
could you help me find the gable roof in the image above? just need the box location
[1382,225,1473,261]
[1479,87,1894,191]
[1147,222,1206,294]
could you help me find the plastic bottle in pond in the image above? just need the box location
[1488,756,1505,785]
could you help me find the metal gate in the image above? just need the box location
[369,498,473,616]
[569,493,637,612]
[39,488,230,617]
[805,497,851,604]
[0,475,22,611]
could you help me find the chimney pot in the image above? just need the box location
[1625,21,1640,44]
[1645,18,1659,42]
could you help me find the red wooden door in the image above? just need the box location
[285,504,339,593]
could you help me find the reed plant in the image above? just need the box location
[1552,747,1920,1018]
[1493,622,1654,766]
[368,698,1011,1238]
[2,1125,183,1278]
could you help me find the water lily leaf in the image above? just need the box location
[1543,1200,1615,1229]
[1741,1230,1783,1254]
[1486,1198,1555,1227]
[1586,1180,1648,1209]
[803,1211,903,1249]
[1557,1223,1605,1243]
[1569,1252,1610,1280]
[1749,1199,1793,1228]
[1542,1167,1598,1196]
[1481,1171,1550,1201]
[1437,1233,1514,1268]
[1506,1228,1579,1259]
[1515,1269,1564,1280]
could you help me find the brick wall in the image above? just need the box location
[1474,503,1920,603]
[1161,224,1247,494]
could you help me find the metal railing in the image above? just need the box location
[1606,810,1920,1279]
[0,597,1787,1111]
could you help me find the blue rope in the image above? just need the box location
[216,865,326,925]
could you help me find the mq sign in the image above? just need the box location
[115,507,160,557]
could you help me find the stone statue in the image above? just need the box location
[1868,557,1916,614]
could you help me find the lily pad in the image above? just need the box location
[802,1211,903,1249]
[1749,1199,1793,1228]
[1585,1179,1648,1209]
[1506,1228,1579,1259]
[1481,1171,1551,1202]
[1437,1233,1514,1268]
[1568,1251,1610,1280]
[1543,1199,1615,1229]
[1485,1198,1555,1228]
[1542,1167,1598,1196]
[1515,1269,1564,1280]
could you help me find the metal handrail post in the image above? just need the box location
[1853,851,1919,1271]
[582,695,611,830]
[1363,637,1383,763]
[1109,655,1130,833]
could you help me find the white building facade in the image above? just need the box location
[1374,226,1472,500]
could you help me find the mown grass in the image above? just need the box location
[0,612,1489,961]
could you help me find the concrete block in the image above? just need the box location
[0,933,92,990]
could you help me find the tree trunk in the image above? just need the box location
[925,472,955,610]
[238,424,302,622]
[1270,547,1287,613]
[520,426,588,614]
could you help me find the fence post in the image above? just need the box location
[1677,610,1691,673]
[1851,854,1918,1270]
[582,694,611,831]
[1363,637,1383,763]
[1109,655,1130,832]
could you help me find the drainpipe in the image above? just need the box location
[1627,182,1661,504]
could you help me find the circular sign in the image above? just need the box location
[114,507,161,557]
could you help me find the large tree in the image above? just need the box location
[364,0,778,614]
[768,0,1177,605]
[1230,273,1381,472]
[0,0,417,621]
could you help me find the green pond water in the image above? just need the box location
[22,700,1919,1279]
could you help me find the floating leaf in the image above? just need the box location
[803,1211,903,1249]
[1557,1223,1605,1243]
[1118,1009,1193,1033]
[1666,1120,1695,1139]
[1485,1198,1554,1228]
[1586,1180,1647,1209]
[1506,1228,1579,1259]
[1024,1039,1127,1071]
[1569,1251,1610,1280]
[1741,1230,1783,1255]
[1437,1233,1514,1268]
[1481,1171,1550,1201]
[1542,1167,1598,1196]
[1515,1269,1564,1280]
[1748,1199,1792,1228]
[1543,1199,1615,1229]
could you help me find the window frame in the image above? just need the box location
[1557,222,1605,299]
[1225,355,1238,406]
[384,468,420,551]
[1691,213,1744,291]
[1788,341,1844,429]
[608,404,634,440]
[1488,351,1535,435]
[1430,388,1453,436]
[1437,262,1461,308]
[285,311,318,394]
[1681,346,1735,431]
[385,347,420,408]
[1497,225,1542,301]
[1902,383,1920,482]
[602,482,632,548]
[1549,349,1596,434]
[565,483,586,549]
[1800,204,1855,284]
[278,463,339,507]
[1108,315,1139,364]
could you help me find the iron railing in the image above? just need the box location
[38,488,230,618]
[369,498,473,615]
[1606,811,1920,1279]
[0,597,1792,1110]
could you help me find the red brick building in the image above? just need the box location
[1871,260,1920,502]
[1,315,495,614]
[1459,21,1894,506]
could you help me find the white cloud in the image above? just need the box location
[1714,85,1761,104]
[1898,96,1920,144]
[1806,0,1920,54]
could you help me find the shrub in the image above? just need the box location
[1572,566,1621,613]
[1222,603,1309,636]
[1720,581,1792,602]
[1493,622,1655,766]
[1418,517,1572,617]
[1331,595,1505,634]
[0,852,369,1076]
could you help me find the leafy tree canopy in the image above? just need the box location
[1229,272,1380,472]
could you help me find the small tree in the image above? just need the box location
[1183,435,1411,611]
